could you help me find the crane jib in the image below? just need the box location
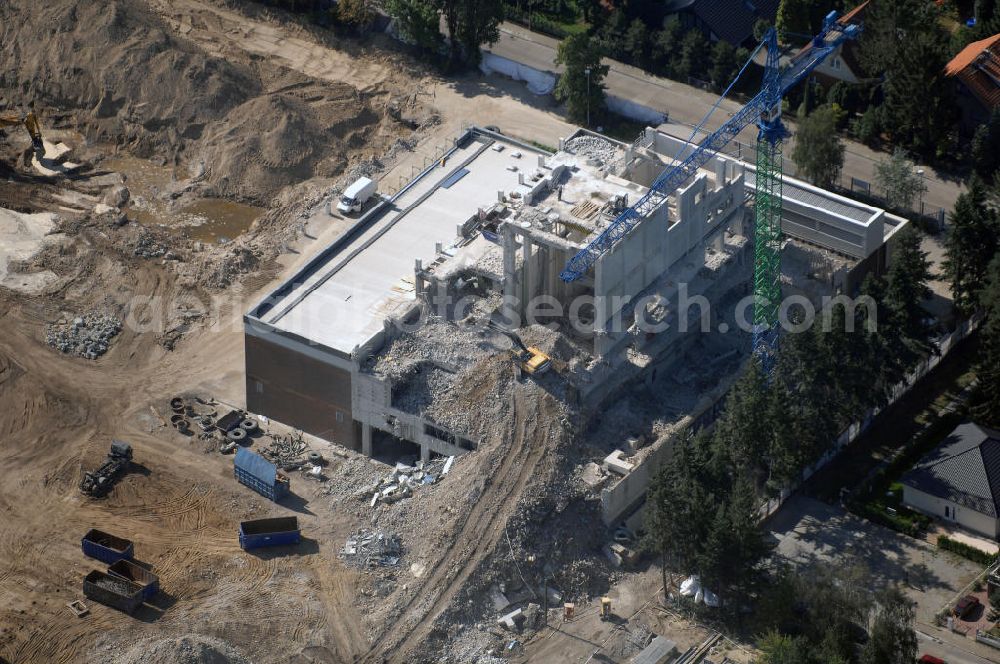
[558,19,860,283]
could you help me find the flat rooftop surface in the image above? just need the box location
[257,135,546,353]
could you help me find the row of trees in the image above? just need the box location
[646,226,935,607]
[594,15,752,95]
[945,172,1000,426]
[388,0,502,67]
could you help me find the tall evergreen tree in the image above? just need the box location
[973,255,1000,426]
[650,17,684,78]
[860,0,956,157]
[644,432,715,591]
[623,18,650,69]
[944,177,1000,316]
[885,226,935,369]
[711,357,772,486]
[708,40,741,94]
[676,29,709,82]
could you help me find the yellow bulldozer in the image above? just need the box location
[0,109,45,164]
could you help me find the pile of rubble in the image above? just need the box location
[133,229,167,258]
[563,135,619,166]
[364,456,454,506]
[342,529,403,568]
[46,313,123,359]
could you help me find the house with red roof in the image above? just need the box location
[945,33,1000,130]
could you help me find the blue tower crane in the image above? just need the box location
[558,13,861,360]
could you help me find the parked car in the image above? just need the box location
[953,594,981,619]
[918,654,945,664]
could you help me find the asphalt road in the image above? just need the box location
[488,23,964,213]
[917,629,997,664]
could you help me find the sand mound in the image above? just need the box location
[114,635,252,664]
[197,76,378,202]
[0,0,384,203]
[0,0,256,152]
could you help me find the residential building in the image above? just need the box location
[945,33,1000,131]
[794,1,870,87]
[662,0,779,48]
[902,422,1000,541]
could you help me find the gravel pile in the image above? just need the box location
[369,320,493,383]
[46,313,122,359]
[101,634,253,664]
[133,230,167,258]
[563,135,619,166]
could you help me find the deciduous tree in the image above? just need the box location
[387,0,444,52]
[874,149,926,210]
[554,33,607,124]
[860,587,918,664]
[791,105,845,187]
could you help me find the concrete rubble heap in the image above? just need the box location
[562,135,620,166]
[133,229,167,259]
[342,529,403,568]
[45,313,123,359]
[365,457,453,506]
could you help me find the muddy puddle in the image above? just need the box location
[102,154,262,242]
[178,199,262,243]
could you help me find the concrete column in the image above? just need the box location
[521,235,533,310]
[362,423,372,456]
[715,157,726,186]
[420,444,431,463]
[502,226,518,321]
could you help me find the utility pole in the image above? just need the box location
[916,168,925,216]
[585,67,591,128]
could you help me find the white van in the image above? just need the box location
[336,177,377,214]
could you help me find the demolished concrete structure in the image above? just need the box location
[244,126,907,478]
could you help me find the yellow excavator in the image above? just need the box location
[0,109,45,163]
[486,320,552,376]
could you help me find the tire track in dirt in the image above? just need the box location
[362,388,552,662]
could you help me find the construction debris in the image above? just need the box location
[365,456,452,506]
[46,313,123,359]
[342,529,403,568]
[260,431,310,470]
[563,135,619,166]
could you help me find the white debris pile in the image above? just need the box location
[563,135,619,166]
[342,529,403,568]
[46,313,123,359]
[363,456,454,507]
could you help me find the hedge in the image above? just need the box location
[938,535,999,566]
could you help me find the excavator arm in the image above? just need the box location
[0,111,44,159]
